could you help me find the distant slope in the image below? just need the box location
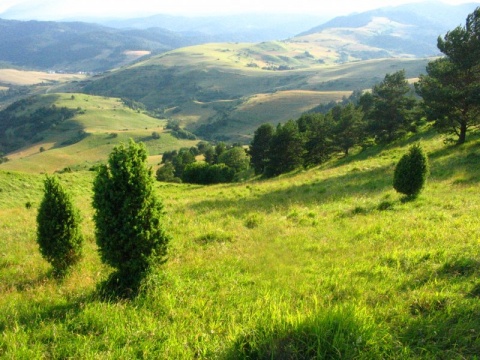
[0,69,85,86]
[296,2,480,59]
[103,13,326,43]
[0,93,199,173]
[82,42,429,142]
[0,19,192,72]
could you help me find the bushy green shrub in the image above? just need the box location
[182,162,235,184]
[155,162,177,182]
[36,175,83,276]
[93,140,169,292]
[217,146,250,173]
[393,144,429,197]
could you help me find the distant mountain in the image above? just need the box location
[102,13,327,43]
[296,1,480,59]
[0,19,193,72]
[0,13,326,72]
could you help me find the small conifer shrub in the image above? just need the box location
[36,175,83,276]
[393,144,429,197]
[93,140,169,292]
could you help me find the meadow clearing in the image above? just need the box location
[1,126,479,358]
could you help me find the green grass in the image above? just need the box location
[1,93,198,173]
[84,44,430,142]
[1,130,480,358]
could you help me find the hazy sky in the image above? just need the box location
[1,0,479,20]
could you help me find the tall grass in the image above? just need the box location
[1,130,480,358]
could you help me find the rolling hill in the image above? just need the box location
[0,19,192,72]
[0,93,198,173]
[1,121,480,357]
[81,42,429,142]
[79,2,480,142]
[297,1,480,59]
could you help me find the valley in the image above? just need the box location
[1,2,480,358]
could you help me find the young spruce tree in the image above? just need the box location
[37,175,83,276]
[93,140,169,291]
[393,144,429,197]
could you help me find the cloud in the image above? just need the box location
[1,0,479,20]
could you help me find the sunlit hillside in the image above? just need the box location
[83,42,430,142]
[1,128,480,358]
[0,93,198,173]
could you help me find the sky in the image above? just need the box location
[0,0,478,20]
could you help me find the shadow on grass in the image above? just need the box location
[94,267,162,302]
[428,140,480,182]
[222,307,391,359]
[10,267,76,293]
[0,294,90,334]
[12,272,52,292]
[95,271,143,301]
[191,164,395,217]
[400,299,480,358]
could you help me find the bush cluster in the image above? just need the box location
[157,142,249,185]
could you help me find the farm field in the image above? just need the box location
[0,69,86,87]
[1,128,480,358]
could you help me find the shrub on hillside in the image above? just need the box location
[182,162,235,184]
[93,140,170,294]
[217,146,250,173]
[36,175,83,276]
[156,161,177,182]
[393,144,429,197]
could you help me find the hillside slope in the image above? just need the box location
[82,42,429,142]
[297,1,480,59]
[1,128,480,357]
[0,19,191,72]
[0,93,198,173]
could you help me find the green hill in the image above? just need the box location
[83,42,430,142]
[0,93,198,173]
[1,128,480,357]
[0,19,194,72]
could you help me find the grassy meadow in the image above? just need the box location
[1,93,198,173]
[1,127,480,358]
[84,43,430,142]
[0,69,86,87]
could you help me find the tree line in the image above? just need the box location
[249,69,417,177]
[156,141,250,185]
[250,7,480,178]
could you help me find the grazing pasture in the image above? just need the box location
[1,128,480,358]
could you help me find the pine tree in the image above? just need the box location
[37,175,83,276]
[393,144,429,197]
[416,7,480,144]
[266,120,305,177]
[249,123,275,175]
